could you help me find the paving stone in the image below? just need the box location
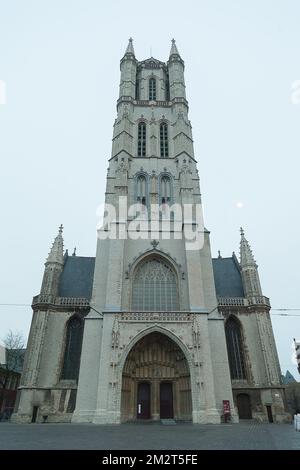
[0,422,299,450]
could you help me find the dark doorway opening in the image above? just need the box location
[266,405,274,423]
[160,382,173,419]
[31,406,39,423]
[137,382,150,419]
[237,393,252,419]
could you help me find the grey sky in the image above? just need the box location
[0,0,299,378]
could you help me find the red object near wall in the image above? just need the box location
[223,400,231,422]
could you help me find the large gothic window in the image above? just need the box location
[132,258,179,311]
[225,317,246,380]
[149,78,156,100]
[136,174,147,208]
[61,316,84,381]
[137,122,146,157]
[160,123,169,157]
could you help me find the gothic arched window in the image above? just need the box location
[160,123,169,157]
[132,257,179,311]
[136,174,147,208]
[61,316,84,381]
[137,122,146,157]
[225,317,246,380]
[149,78,156,101]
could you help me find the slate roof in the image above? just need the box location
[212,256,245,298]
[281,370,297,385]
[58,256,95,300]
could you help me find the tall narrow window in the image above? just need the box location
[165,75,170,101]
[138,122,146,157]
[225,317,246,380]
[61,316,84,381]
[149,78,156,100]
[132,257,179,311]
[160,123,169,157]
[136,174,147,208]
[135,78,140,100]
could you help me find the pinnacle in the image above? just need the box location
[46,225,64,265]
[124,37,135,56]
[169,38,180,57]
[239,227,256,266]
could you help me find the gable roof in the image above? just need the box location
[58,256,95,300]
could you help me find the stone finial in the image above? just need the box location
[151,240,159,250]
[72,247,76,257]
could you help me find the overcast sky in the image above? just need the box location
[0,0,299,379]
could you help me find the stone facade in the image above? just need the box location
[13,39,288,424]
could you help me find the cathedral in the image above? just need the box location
[14,39,288,424]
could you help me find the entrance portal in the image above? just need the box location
[121,332,192,422]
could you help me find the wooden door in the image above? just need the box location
[266,405,273,423]
[160,382,173,419]
[237,394,252,419]
[137,382,150,419]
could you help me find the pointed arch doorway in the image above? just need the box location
[121,332,192,422]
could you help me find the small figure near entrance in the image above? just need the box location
[222,399,231,423]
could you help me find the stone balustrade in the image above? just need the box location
[217,296,270,307]
[32,295,90,308]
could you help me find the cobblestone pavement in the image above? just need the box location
[0,421,299,450]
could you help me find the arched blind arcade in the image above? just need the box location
[225,317,246,380]
[136,174,147,207]
[132,258,179,311]
[160,175,172,205]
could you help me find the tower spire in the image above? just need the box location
[239,226,256,267]
[169,38,181,57]
[40,225,64,297]
[124,37,135,57]
[239,227,262,296]
[46,224,64,265]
